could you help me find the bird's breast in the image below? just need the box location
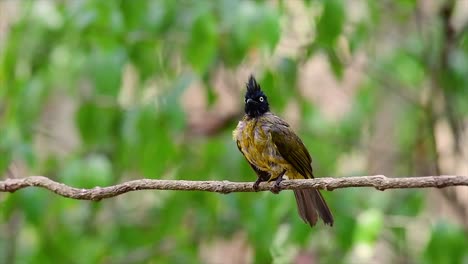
[234,117,287,173]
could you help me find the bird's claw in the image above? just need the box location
[271,183,281,194]
[253,178,263,191]
[271,172,285,194]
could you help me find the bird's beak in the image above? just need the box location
[246,98,254,104]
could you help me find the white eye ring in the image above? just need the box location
[259,97,264,102]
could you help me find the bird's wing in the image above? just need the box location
[270,121,314,179]
[236,140,270,181]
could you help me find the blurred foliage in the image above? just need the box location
[1,0,468,263]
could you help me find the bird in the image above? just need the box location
[233,75,334,227]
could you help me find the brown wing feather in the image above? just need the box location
[270,125,314,179]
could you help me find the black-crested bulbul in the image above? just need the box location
[233,75,333,227]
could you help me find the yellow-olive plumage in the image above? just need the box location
[233,76,333,227]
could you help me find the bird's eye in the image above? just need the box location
[259,97,264,102]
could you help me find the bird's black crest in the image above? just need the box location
[247,75,261,92]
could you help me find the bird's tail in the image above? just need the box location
[293,189,334,227]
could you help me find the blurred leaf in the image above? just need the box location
[338,80,377,149]
[277,57,297,88]
[18,78,49,136]
[223,1,280,66]
[202,77,217,107]
[396,104,423,174]
[316,0,344,47]
[260,60,297,112]
[335,211,357,251]
[391,52,425,88]
[76,102,122,148]
[270,225,296,264]
[120,105,179,179]
[129,41,156,80]
[353,209,384,245]
[160,75,190,131]
[14,189,50,225]
[391,190,425,216]
[349,22,370,52]
[185,13,218,74]
[314,0,345,78]
[60,154,113,188]
[232,1,258,51]
[396,0,418,12]
[257,4,281,51]
[120,0,149,30]
[88,46,127,97]
[424,221,468,264]
[326,48,344,79]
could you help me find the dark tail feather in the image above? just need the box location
[293,189,334,227]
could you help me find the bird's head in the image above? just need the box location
[244,75,270,118]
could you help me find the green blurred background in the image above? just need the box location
[1,0,468,263]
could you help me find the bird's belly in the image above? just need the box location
[237,123,288,175]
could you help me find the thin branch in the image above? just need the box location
[0,175,467,201]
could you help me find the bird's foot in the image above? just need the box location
[271,170,286,194]
[253,178,264,191]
